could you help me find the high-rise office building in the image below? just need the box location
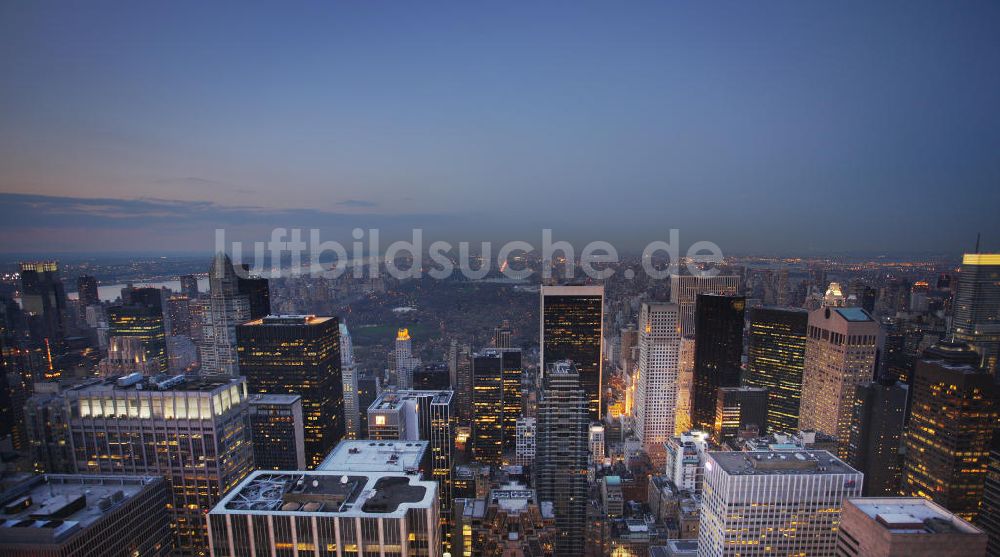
[837,497,988,557]
[395,327,418,389]
[56,375,254,554]
[634,302,681,463]
[691,294,745,432]
[340,322,361,439]
[951,253,1000,375]
[493,319,513,349]
[471,347,523,465]
[978,432,1000,557]
[236,264,270,320]
[746,307,808,433]
[237,314,343,467]
[847,379,907,496]
[799,307,879,458]
[200,254,251,376]
[540,285,604,421]
[669,274,741,335]
[76,274,100,308]
[515,416,536,467]
[902,341,998,521]
[248,393,306,471]
[449,339,473,425]
[179,274,199,298]
[18,261,67,352]
[535,361,589,557]
[675,335,695,436]
[0,474,172,557]
[453,481,558,557]
[209,470,441,557]
[699,450,862,557]
[165,294,192,337]
[368,389,454,550]
[107,287,168,373]
[713,386,768,443]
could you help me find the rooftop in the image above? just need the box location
[248,393,301,406]
[708,450,859,477]
[848,497,984,535]
[213,470,435,518]
[369,389,454,412]
[245,315,335,326]
[317,440,427,474]
[834,307,873,322]
[68,373,243,394]
[0,474,162,546]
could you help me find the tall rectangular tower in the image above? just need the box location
[691,294,745,432]
[634,302,680,463]
[540,285,604,421]
[746,306,808,433]
[236,314,342,467]
[952,253,1000,375]
[669,274,741,335]
[799,306,879,458]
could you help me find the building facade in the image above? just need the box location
[634,302,681,463]
[951,253,1000,375]
[540,285,604,421]
[248,393,306,471]
[837,497,988,557]
[691,294,745,432]
[745,307,807,434]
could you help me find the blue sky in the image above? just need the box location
[1,1,999,254]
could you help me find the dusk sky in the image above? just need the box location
[1,1,999,255]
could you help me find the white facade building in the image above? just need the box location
[634,303,681,462]
[698,450,863,557]
[515,417,536,466]
[664,431,709,494]
[341,322,361,439]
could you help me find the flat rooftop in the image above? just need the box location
[70,373,243,394]
[248,393,301,406]
[708,450,859,476]
[0,474,161,545]
[848,497,983,535]
[213,470,435,518]
[245,314,335,326]
[369,389,453,412]
[318,440,427,473]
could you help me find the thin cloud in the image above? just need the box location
[336,199,378,208]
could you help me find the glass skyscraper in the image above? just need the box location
[540,285,604,421]
[746,306,807,433]
[691,294,745,432]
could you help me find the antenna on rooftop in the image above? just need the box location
[975,232,981,254]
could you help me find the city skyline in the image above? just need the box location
[2,2,1000,254]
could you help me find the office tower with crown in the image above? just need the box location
[395,327,419,389]
[540,285,604,421]
[799,306,879,458]
[952,253,1000,376]
[200,254,250,376]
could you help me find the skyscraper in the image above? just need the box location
[977,431,1000,557]
[471,347,522,465]
[60,375,253,554]
[165,294,192,337]
[847,379,907,496]
[951,253,1000,375]
[837,497,988,557]
[209,470,441,557]
[395,327,418,388]
[340,321,361,439]
[368,389,454,549]
[691,294,745,432]
[493,319,513,349]
[540,285,604,421]
[699,450,862,557]
[179,273,199,298]
[248,393,306,470]
[745,306,808,434]
[902,341,998,521]
[18,261,67,352]
[713,386,768,443]
[200,254,250,376]
[535,361,589,557]
[675,335,695,436]
[236,314,343,467]
[76,274,100,307]
[236,264,271,320]
[0,474,173,557]
[634,302,681,463]
[799,306,879,458]
[669,274,741,335]
[107,287,168,373]
[449,339,473,426]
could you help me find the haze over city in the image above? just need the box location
[2,1,999,255]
